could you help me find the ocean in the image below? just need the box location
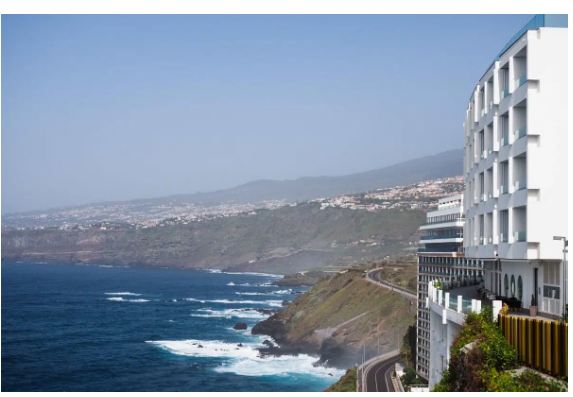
[1,262,344,391]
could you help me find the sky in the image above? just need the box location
[1,14,533,214]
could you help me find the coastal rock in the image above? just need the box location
[233,322,248,330]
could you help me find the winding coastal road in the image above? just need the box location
[365,354,401,392]
[357,267,416,392]
[365,267,417,301]
[358,350,401,392]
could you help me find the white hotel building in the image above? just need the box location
[463,15,567,317]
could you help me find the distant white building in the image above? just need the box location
[416,194,483,381]
[463,15,568,316]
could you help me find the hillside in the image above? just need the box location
[3,149,462,228]
[170,148,463,204]
[252,268,416,368]
[1,203,425,274]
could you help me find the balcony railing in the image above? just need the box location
[514,231,527,242]
[500,135,509,147]
[514,127,527,139]
[420,234,463,241]
[501,88,510,99]
[514,180,527,191]
[514,75,527,88]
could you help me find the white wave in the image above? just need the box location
[235,292,267,296]
[185,298,283,307]
[220,271,283,279]
[205,268,223,273]
[273,289,293,295]
[146,339,343,379]
[106,297,150,303]
[105,292,142,296]
[226,282,236,286]
[190,308,269,319]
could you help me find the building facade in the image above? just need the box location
[416,194,483,380]
[463,14,568,317]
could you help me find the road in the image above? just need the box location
[365,267,417,301]
[363,353,401,392]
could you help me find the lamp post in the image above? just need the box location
[553,236,568,318]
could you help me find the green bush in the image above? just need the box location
[438,309,520,391]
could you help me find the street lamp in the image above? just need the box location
[553,236,568,318]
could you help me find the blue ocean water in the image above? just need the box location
[1,262,343,392]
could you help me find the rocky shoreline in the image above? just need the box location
[249,268,415,369]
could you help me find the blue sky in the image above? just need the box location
[2,14,532,213]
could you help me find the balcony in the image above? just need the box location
[514,127,527,140]
[500,135,509,147]
[500,233,508,243]
[514,75,527,88]
[501,88,510,99]
[500,184,508,194]
[420,234,463,241]
[514,180,527,191]
[513,231,527,242]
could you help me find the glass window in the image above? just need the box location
[510,275,516,297]
[517,276,523,301]
[504,274,509,297]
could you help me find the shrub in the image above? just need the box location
[438,309,519,391]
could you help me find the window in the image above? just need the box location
[500,161,509,194]
[517,276,523,301]
[510,275,516,297]
[504,274,509,297]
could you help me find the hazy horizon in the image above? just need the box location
[2,14,531,213]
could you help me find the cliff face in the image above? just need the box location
[253,269,416,368]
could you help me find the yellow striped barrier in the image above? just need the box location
[498,314,567,377]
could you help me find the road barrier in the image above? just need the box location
[498,314,567,377]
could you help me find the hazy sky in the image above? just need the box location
[2,14,532,213]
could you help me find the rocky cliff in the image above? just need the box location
[252,268,416,368]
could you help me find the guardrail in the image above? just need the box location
[365,268,416,300]
[357,349,400,392]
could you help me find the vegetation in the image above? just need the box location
[400,324,417,368]
[433,306,566,392]
[400,367,427,390]
[253,269,416,367]
[367,257,417,291]
[325,368,357,392]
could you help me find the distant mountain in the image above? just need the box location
[3,148,463,222]
[163,148,464,205]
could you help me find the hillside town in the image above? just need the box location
[315,176,463,212]
[3,176,463,232]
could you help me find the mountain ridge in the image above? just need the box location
[4,148,463,216]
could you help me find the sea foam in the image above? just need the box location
[146,339,343,379]
[106,297,150,303]
[185,298,282,307]
[190,308,269,319]
[104,292,142,296]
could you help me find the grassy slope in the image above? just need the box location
[274,269,416,365]
[325,368,357,392]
